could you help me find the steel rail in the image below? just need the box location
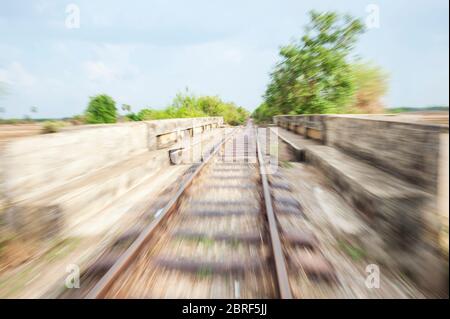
[86,128,239,299]
[256,128,293,299]
[86,125,293,299]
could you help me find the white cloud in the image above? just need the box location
[223,48,244,64]
[83,61,117,81]
[0,62,36,87]
[83,44,140,82]
[34,0,51,14]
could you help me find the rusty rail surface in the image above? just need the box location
[86,124,293,299]
[86,128,238,299]
[256,129,292,299]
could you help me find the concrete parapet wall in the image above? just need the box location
[274,114,449,293]
[274,114,448,194]
[0,117,223,239]
[0,117,222,202]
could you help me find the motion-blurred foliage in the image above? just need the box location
[253,11,388,123]
[81,92,247,126]
[85,94,118,124]
[349,62,388,114]
[135,92,249,125]
[41,121,65,134]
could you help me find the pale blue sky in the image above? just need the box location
[0,0,448,118]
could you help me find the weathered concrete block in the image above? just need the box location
[324,116,446,194]
[275,114,448,194]
[157,131,178,149]
[295,125,305,136]
[303,144,431,273]
[306,128,322,140]
[0,117,223,238]
[274,115,449,294]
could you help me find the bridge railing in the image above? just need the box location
[273,114,449,195]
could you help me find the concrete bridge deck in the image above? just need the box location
[0,115,447,298]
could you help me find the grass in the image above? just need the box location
[197,266,213,278]
[0,262,37,298]
[0,237,82,297]
[177,235,242,248]
[280,160,293,168]
[229,238,241,248]
[44,237,81,262]
[197,237,215,247]
[338,240,366,261]
[41,121,66,134]
[387,106,449,114]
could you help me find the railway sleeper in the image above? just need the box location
[274,205,306,217]
[269,181,291,191]
[153,257,265,276]
[288,249,336,283]
[172,230,263,245]
[84,252,122,278]
[200,184,258,190]
[272,196,301,209]
[189,200,257,207]
[185,208,260,217]
[283,230,319,249]
[208,175,253,180]
[214,162,255,166]
[211,168,252,172]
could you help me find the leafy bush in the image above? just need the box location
[252,102,279,124]
[85,94,117,124]
[0,119,20,124]
[137,108,173,120]
[70,114,86,125]
[79,92,248,125]
[349,62,388,114]
[137,92,249,125]
[125,113,141,121]
[41,121,65,134]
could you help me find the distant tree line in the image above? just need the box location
[81,91,249,126]
[252,11,389,123]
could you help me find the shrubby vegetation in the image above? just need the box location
[349,62,388,114]
[78,92,248,126]
[132,92,248,125]
[252,11,389,123]
[85,94,118,124]
[41,121,66,134]
[387,106,449,113]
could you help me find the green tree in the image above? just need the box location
[136,92,249,125]
[261,11,365,117]
[137,108,170,120]
[350,62,388,113]
[252,102,278,123]
[85,94,117,124]
[197,96,226,116]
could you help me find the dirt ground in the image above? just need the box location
[0,124,43,145]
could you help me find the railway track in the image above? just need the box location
[85,122,336,299]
